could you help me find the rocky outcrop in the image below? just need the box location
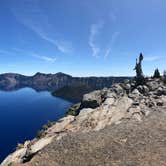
[1,116,75,166]
[1,78,166,166]
[80,90,106,109]
[18,110,166,166]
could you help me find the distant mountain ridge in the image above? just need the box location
[0,72,131,92]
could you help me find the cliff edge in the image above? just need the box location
[1,78,166,166]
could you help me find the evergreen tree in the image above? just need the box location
[163,70,166,84]
[153,68,160,78]
[164,70,166,76]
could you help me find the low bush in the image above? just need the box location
[36,130,45,139]
[42,121,55,130]
[17,143,24,150]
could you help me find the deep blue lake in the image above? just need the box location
[0,88,72,162]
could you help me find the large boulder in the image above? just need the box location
[146,81,160,91]
[128,88,142,99]
[105,90,117,98]
[122,83,131,91]
[137,85,149,94]
[81,90,104,109]
[154,87,166,96]
[76,96,133,131]
[112,84,125,95]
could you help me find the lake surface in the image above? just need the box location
[0,88,72,162]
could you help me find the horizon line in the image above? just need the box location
[0,72,134,78]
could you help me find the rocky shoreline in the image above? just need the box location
[1,77,166,166]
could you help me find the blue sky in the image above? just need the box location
[0,0,166,76]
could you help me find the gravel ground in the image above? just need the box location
[15,109,166,166]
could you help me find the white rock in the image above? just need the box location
[29,137,53,154]
[76,96,133,131]
[103,98,115,106]
[1,148,27,166]
[47,115,75,134]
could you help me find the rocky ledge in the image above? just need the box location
[1,77,166,166]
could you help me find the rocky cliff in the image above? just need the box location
[1,77,166,166]
[0,72,130,92]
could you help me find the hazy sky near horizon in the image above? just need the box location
[0,0,166,76]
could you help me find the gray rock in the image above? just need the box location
[132,101,140,106]
[121,83,131,92]
[146,81,159,91]
[105,91,117,98]
[132,89,140,95]
[156,101,163,106]
[103,97,115,106]
[112,84,124,95]
[137,85,149,94]
[145,101,155,108]
[129,89,142,99]
[143,85,149,93]
[155,87,166,96]
[81,90,103,109]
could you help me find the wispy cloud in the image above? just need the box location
[0,50,10,55]
[23,24,73,54]
[32,53,56,63]
[144,55,163,62]
[12,48,57,63]
[104,31,120,58]
[104,47,112,59]
[55,40,73,53]
[89,18,119,59]
[89,21,104,57]
[11,1,73,54]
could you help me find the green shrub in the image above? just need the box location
[65,103,81,116]
[66,109,79,116]
[17,143,24,150]
[42,124,48,130]
[36,130,45,139]
[37,121,55,139]
[42,121,55,130]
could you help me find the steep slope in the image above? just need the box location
[52,84,94,102]
[1,78,166,166]
[0,72,130,91]
[17,111,166,166]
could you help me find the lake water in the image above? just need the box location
[0,88,72,163]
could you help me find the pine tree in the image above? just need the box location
[153,68,160,78]
[163,70,166,84]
